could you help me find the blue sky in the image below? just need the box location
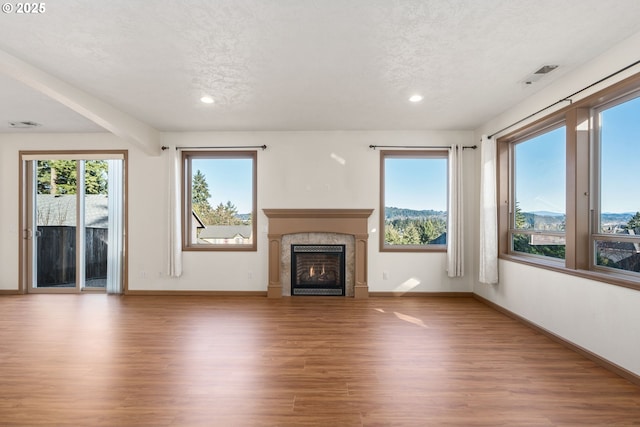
[384,157,448,211]
[600,95,640,214]
[515,94,640,215]
[515,126,566,214]
[192,158,253,214]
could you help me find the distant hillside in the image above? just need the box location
[521,211,635,231]
[531,211,565,217]
[601,212,635,223]
[521,212,564,230]
[384,207,635,228]
[385,206,446,220]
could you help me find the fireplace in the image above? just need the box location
[263,209,374,298]
[291,244,345,296]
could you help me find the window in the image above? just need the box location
[498,72,640,289]
[592,93,640,276]
[510,124,566,261]
[182,151,257,251]
[380,150,448,252]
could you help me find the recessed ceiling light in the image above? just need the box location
[200,96,214,104]
[409,94,423,103]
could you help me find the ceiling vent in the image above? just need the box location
[534,65,558,75]
[522,64,559,85]
[8,121,42,129]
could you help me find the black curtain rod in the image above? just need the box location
[369,144,477,150]
[487,58,640,140]
[161,145,267,151]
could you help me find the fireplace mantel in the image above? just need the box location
[263,209,374,298]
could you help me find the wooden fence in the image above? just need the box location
[37,226,108,286]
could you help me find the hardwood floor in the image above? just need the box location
[1,295,639,426]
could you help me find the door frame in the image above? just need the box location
[18,150,128,294]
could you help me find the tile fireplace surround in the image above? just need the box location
[263,209,374,298]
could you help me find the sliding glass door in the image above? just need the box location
[21,152,126,293]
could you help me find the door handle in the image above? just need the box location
[23,229,42,239]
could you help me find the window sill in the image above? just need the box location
[381,246,447,253]
[499,254,640,292]
[183,245,257,252]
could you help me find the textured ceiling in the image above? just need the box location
[1,0,640,134]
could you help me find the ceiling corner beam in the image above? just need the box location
[0,48,161,156]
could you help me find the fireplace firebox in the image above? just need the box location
[291,244,345,296]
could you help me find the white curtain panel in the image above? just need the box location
[447,145,464,278]
[106,159,124,294]
[479,135,499,284]
[168,148,183,277]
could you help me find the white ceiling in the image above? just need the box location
[1,0,640,134]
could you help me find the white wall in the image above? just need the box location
[0,130,476,294]
[474,31,640,376]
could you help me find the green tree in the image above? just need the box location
[514,202,526,229]
[224,201,239,217]
[191,170,212,218]
[384,223,402,245]
[420,220,436,244]
[402,223,421,244]
[207,201,243,225]
[384,218,447,246]
[84,160,108,194]
[38,160,76,194]
[627,211,640,233]
[192,170,211,205]
[513,202,531,253]
[419,218,446,244]
[37,160,108,195]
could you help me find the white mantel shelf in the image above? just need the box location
[263,209,374,298]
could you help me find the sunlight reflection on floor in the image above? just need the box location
[393,311,429,328]
[393,277,421,295]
